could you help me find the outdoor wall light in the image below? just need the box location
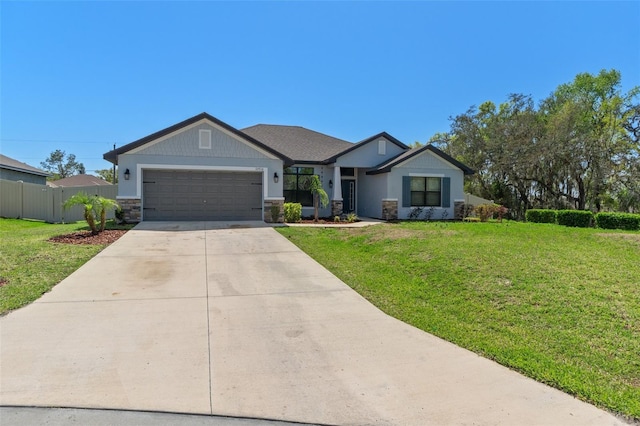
[329,179,333,188]
[273,172,279,183]
[124,169,130,180]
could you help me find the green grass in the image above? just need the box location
[277,221,640,421]
[0,218,131,315]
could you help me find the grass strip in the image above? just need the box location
[277,221,640,420]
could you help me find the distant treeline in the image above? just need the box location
[430,69,639,220]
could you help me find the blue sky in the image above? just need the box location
[1,1,639,175]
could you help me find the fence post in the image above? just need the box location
[18,180,24,219]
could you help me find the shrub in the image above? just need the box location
[557,210,594,228]
[475,203,505,222]
[283,203,302,223]
[334,215,341,223]
[115,207,126,224]
[424,207,435,221]
[270,205,281,223]
[595,212,640,231]
[346,213,358,223]
[526,209,557,224]
[408,207,424,220]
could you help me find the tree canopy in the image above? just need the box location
[433,69,639,218]
[40,149,85,180]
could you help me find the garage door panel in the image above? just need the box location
[143,170,263,221]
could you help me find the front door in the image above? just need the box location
[341,180,356,213]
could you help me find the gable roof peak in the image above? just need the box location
[103,112,292,165]
[366,143,475,175]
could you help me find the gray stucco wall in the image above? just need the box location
[357,170,388,219]
[335,137,406,168]
[388,151,465,220]
[0,168,47,185]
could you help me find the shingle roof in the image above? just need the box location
[241,124,354,163]
[366,144,475,175]
[103,113,292,165]
[0,154,49,176]
[47,174,112,187]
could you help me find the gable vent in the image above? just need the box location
[378,139,386,155]
[199,129,212,149]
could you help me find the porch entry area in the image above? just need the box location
[341,180,356,213]
[339,167,356,214]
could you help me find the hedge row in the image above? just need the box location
[556,210,593,228]
[595,212,640,230]
[526,209,640,230]
[525,209,557,224]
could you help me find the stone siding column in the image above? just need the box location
[118,198,141,223]
[331,200,343,216]
[381,199,398,220]
[264,198,285,223]
[454,201,466,220]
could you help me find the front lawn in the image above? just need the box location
[277,221,640,421]
[0,219,130,315]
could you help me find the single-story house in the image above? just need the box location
[103,112,473,222]
[0,154,49,185]
[47,174,113,188]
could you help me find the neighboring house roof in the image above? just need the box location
[47,174,112,187]
[366,144,475,175]
[241,124,353,163]
[0,154,49,177]
[103,112,293,165]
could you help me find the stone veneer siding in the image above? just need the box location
[381,199,398,220]
[118,198,141,223]
[454,201,466,220]
[331,200,343,217]
[264,199,284,223]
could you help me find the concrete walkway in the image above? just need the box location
[0,221,627,425]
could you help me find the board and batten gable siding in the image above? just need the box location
[334,137,405,168]
[132,123,271,160]
[389,150,465,220]
[116,122,284,199]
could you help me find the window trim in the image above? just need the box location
[410,176,442,207]
[283,167,314,207]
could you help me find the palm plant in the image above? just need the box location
[63,192,119,234]
[309,175,329,222]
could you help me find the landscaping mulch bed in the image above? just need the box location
[49,230,128,245]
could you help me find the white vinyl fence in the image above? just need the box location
[0,179,118,223]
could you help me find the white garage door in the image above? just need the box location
[143,170,263,221]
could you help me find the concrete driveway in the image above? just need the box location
[0,222,627,425]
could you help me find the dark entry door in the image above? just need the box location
[341,180,356,213]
